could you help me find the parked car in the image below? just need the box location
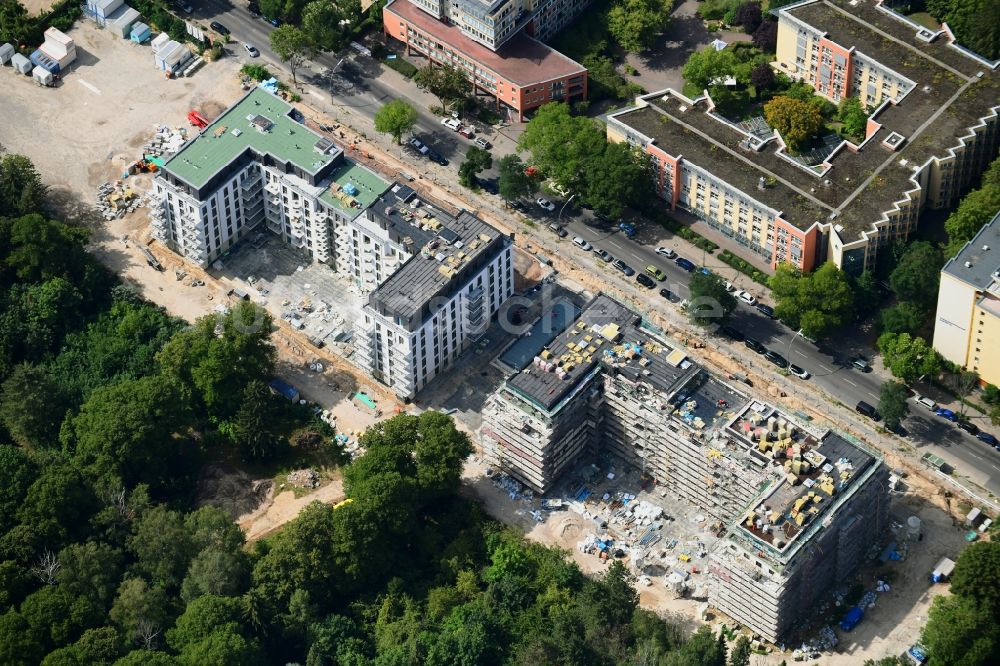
[675,256,695,272]
[720,325,743,341]
[737,290,757,306]
[744,337,767,354]
[244,43,260,57]
[724,281,738,293]
[645,265,667,281]
[593,248,613,263]
[852,357,872,372]
[976,431,999,448]
[613,259,635,276]
[547,223,567,238]
[856,401,880,420]
[756,303,775,318]
[935,408,959,422]
[636,273,656,288]
[789,364,811,379]
[248,3,261,16]
[474,137,492,150]
[182,3,194,14]
[427,150,448,166]
[441,117,461,131]
[914,394,937,410]
[478,179,498,195]
[537,197,556,211]
[510,200,527,213]
[408,137,429,155]
[457,126,475,139]
[764,350,789,369]
[958,420,980,435]
[210,21,230,34]
[659,288,672,300]
[618,222,636,237]
[268,17,282,26]
[655,246,676,258]
[572,236,593,251]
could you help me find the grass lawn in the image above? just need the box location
[906,11,941,30]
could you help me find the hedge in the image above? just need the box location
[383,56,418,78]
[1,0,81,49]
[718,250,770,285]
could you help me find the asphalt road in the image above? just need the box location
[187,0,1000,495]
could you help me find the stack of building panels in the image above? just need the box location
[39,27,76,70]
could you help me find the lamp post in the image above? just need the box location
[557,193,576,226]
[785,328,802,365]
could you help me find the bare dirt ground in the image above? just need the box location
[21,0,56,15]
[237,474,345,542]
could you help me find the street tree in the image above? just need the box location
[0,154,47,218]
[889,241,942,308]
[458,146,493,189]
[607,0,672,54]
[270,25,312,85]
[581,141,653,220]
[769,262,855,338]
[879,302,924,336]
[687,272,737,328]
[413,63,471,113]
[877,332,941,384]
[517,102,605,194]
[764,96,823,152]
[374,99,419,145]
[852,270,881,317]
[878,381,909,431]
[497,155,535,203]
[301,0,346,52]
[836,97,868,141]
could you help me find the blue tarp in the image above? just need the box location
[258,77,279,93]
[269,378,299,402]
[839,607,863,632]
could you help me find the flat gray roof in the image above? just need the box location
[943,211,1000,289]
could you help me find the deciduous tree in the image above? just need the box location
[374,99,419,145]
[413,63,471,113]
[877,332,941,384]
[608,0,672,54]
[458,147,493,189]
[764,96,823,152]
[497,154,535,203]
[752,18,778,52]
[879,381,909,430]
[889,241,942,308]
[734,2,762,33]
[879,302,924,336]
[687,272,737,327]
[517,103,605,195]
[837,97,868,141]
[270,25,312,85]
[301,0,346,52]
[921,594,999,665]
[0,154,47,218]
[769,262,855,338]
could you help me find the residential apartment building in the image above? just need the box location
[606,0,999,274]
[933,212,1000,386]
[356,210,514,399]
[383,0,587,121]
[151,87,515,400]
[480,294,889,642]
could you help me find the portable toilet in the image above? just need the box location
[11,53,32,75]
[0,43,14,65]
[32,65,53,87]
[130,22,151,43]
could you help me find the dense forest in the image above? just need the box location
[0,153,739,665]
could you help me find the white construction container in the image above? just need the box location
[88,0,124,21]
[11,53,32,75]
[32,65,53,86]
[40,27,76,70]
[0,43,14,65]
[107,5,140,39]
[150,32,170,54]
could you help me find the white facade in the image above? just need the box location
[410,0,588,50]
[357,241,513,399]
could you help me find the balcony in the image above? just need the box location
[264,180,280,195]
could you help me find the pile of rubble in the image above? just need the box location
[286,469,320,489]
[97,181,145,220]
[794,625,838,659]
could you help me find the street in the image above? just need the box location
[187,0,1000,496]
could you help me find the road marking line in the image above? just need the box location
[608,241,624,251]
[843,378,858,387]
[817,364,832,372]
[867,392,879,400]
[795,349,808,358]
[78,79,101,95]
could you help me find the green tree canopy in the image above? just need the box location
[879,302,925,336]
[921,594,999,665]
[608,0,672,54]
[927,0,1000,59]
[877,332,941,384]
[269,25,312,84]
[374,99,419,145]
[889,241,942,308]
[769,262,855,338]
[458,146,493,189]
[765,95,824,152]
[950,541,1000,616]
[413,63,471,113]
[837,97,868,141]
[0,363,65,450]
[878,381,910,430]
[517,103,606,195]
[301,0,347,52]
[581,141,653,220]
[497,154,535,202]
[944,157,1000,256]
[0,154,47,218]
[687,272,737,327]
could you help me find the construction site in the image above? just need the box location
[481,294,891,644]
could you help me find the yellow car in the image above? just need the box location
[645,265,667,281]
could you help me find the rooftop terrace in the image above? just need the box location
[318,160,390,218]
[163,87,338,189]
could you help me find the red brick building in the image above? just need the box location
[383,0,587,121]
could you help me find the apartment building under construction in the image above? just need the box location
[481,294,888,641]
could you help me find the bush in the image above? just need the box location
[699,0,738,21]
[241,64,274,81]
[719,250,770,285]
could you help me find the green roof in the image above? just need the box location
[318,160,390,216]
[163,87,337,189]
